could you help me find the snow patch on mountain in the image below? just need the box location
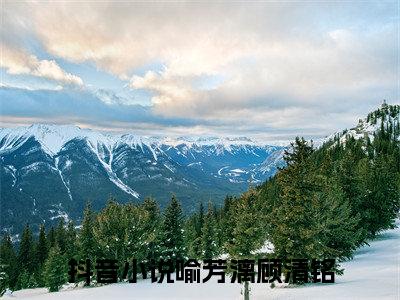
[0,124,287,212]
[163,164,175,173]
[323,103,400,146]
[0,124,279,157]
[0,124,111,155]
[153,136,281,156]
[230,168,245,173]
[5,165,17,186]
[54,157,73,202]
[86,141,139,199]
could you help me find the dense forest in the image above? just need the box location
[1,103,399,294]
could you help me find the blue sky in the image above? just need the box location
[0,1,398,141]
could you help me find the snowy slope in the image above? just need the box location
[323,103,400,146]
[5,220,399,300]
[1,124,286,235]
[0,124,279,157]
[0,124,152,157]
[0,124,284,191]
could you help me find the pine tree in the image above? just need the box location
[16,270,30,290]
[0,261,8,296]
[79,202,96,260]
[309,175,362,259]
[159,195,185,260]
[143,197,160,220]
[142,197,161,262]
[17,224,35,275]
[226,189,265,258]
[0,234,18,291]
[47,227,57,249]
[356,155,400,237]
[196,202,205,236]
[195,203,205,257]
[331,150,367,246]
[36,224,48,268]
[124,203,153,264]
[184,217,199,258]
[226,189,265,300]
[185,203,206,258]
[44,245,67,292]
[56,218,67,254]
[270,138,316,260]
[219,196,236,253]
[271,138,363,263]
[65,221,77,259]
[35,224,48,287]
[94,200,127,260]
[16,270,37,290]
[201,203,217,259]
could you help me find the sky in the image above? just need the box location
[0,1,399,142]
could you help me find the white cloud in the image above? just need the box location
[1,1,398,139]
[1,45,83,86]
[128,25,396,119]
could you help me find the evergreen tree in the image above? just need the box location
[195,203,205,257]
[43,245,67,292]
[36,224,48,268]
[226,189,265,300]
[0,261,8,296]
[17,224,35,274]
[143,197,160,219]
[219,196,236,253]
[270,138,315,260]
[309,175,362,260]
[56,218,67,254]
[79,202,96,260]
[196,202,205,236]
[65,221,77,259]
[356,155,400,237]
[47,227,57,249]
[184,217,200,258]
[201,203,217,259]
[16,270,37,290]
[35,224,48,287]
[124,203,153,264]
[0,234,18,291]
[159,195,185,260]
[94,200,127,260]
[270,138,363,263]
[16,270,30,290]
[226,189,265,258]
[185,203,205,258]
[93,200,152,272]
[142,197,161,262]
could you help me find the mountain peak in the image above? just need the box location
[0,124,278,157]
[0,123,112,155]
[323,103,400,146]
[366,102,400,126]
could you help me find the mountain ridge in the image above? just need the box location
[2,103,398,236]
[324,102,400,146]
[0,124,285,235]
[0,123,285,157]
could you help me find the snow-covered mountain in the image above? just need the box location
[325,102,400,145]
[0,124,280,158]
[0,124,285,234]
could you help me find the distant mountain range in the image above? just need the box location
[3,103,397,237]
[0,124,285,235]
